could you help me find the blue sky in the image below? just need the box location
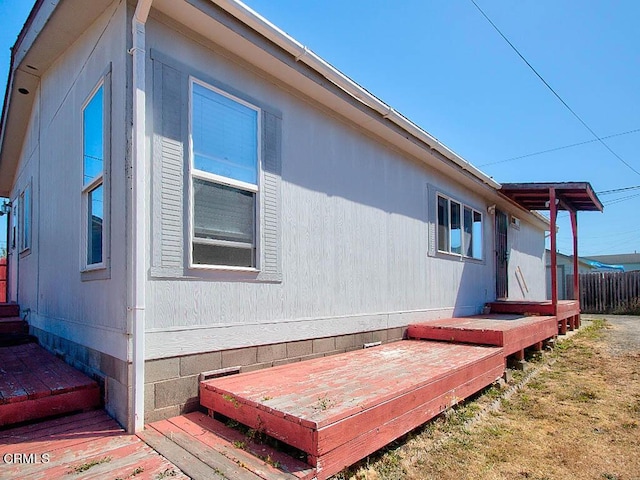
[1,1,639,256]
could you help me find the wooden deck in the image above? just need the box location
[0,410,187,479]
[407,313,558,356]
[201,340,505,480]
[142,411,315,479]
[488,299,581,334]
[0,343,100,427]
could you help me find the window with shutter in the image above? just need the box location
[436,193,483,260]
[189,79,260,269]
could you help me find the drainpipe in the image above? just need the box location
[130,0,152,433]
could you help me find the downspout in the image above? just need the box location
[130,0,152,433]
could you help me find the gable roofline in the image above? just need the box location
[0,0,113,197]
[212,0,501,192]
[1,0,548,231]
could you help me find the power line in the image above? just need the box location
[469,0,640,177]
[478,128,640,167]
[603,192,640,206]
[596,185,640,195]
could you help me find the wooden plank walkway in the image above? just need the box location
[201,340,505,480]
[141,411,315,480]
[0,343,100,427]
[0,410,187,479]
[407,314,558,356]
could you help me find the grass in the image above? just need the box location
[68,456,112,474]
[336,318,640,479]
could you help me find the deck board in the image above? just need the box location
[0,343,100,426]
[407,314,558,356]
[201,340,504,479]
[143,411,314,480]
[0,410,187,479]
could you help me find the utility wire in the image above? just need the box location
[470,0,640,177]
[596,185,640,195]
[478,128,640,167]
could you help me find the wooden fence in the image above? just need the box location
[569,271,640,314]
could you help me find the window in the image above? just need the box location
[190,80,260,268]
[437,194,483,260]
[82,83,105,268]
[19,184,31,252]
[11,197,18,250]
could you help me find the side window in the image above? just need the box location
[189,79,260,269]
[19,183,31,252]
[11,197,18,251]
[437,194,483,260]
[82,82,106,269]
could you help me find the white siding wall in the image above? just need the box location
[12,1,130,361]
[144,17,509,359]
[507,220,546,301]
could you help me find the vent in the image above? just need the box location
[510,216,521,229]
[199,366,241,382]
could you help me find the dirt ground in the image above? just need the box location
[340,315,640,480]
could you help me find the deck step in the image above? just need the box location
[0,343,101,427]
[0,304,20,318]
[201,340,504,480]
[0,316,28,335]
[407,314,558,356]
[141,412,313,480]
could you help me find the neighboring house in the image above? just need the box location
[0,0,550,432]
[545,249,595,300]
[584,253,640,272]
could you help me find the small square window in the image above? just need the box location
[436,194,483,260]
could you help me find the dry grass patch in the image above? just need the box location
[337,318,640,480]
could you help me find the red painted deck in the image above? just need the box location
[488,299,581,334]
[142,411,315,479]
[0,343,100,427]
[407,314,558,356]
[201,340,505,480]
[0,410,187,479]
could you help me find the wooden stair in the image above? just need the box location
[200,340,504,480]
[407,313,558,357]
[0,303,27,336]
[0,342,101,427]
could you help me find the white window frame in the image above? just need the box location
[81,80,107,272]
[436,193,483,260]
[188,77,262,271]
[19,182,31,254]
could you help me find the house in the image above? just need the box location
[0,0,557,433]
[545,249,627,300]
[584,253,640,272]
[545,249,596,300]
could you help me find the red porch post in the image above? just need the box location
[549,188,558,309]
[570,209,580,328]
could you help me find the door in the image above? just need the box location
[495,209,508,299]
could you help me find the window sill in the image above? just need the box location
[81,264,111,282]
[435,250,484,263]
[150,265,281,283]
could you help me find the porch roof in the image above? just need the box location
[499,182,603,212]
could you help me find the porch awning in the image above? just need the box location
[500,182,603,212]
